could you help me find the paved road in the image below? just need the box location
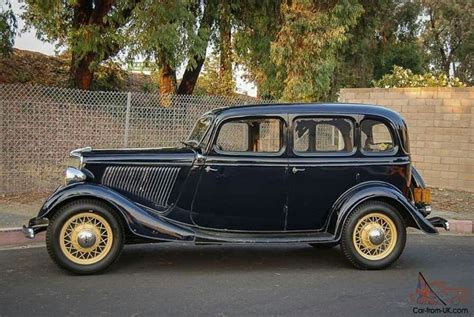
[0,235,472,316]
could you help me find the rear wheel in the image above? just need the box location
[340,201,406,270]
[46,199,124,275]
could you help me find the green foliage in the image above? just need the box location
[91,61,127,91]
[15,0,474,94]
[271,0,364,101]
[126,0,199,71]
[420,0,473,85]
[142,71,160,93]
[373,65,466,88]
[194,53,236,96]
[0,0,17,56]
[233,0,282,99]
[374,41,425,79]
[332,0,427,97]
[23,0,133,62]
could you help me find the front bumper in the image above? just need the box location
[22,217,49,239]
[427,216,449,231]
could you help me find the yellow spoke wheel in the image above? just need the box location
[59,212,114,265]
[352,212,397,261]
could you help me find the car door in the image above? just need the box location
[287,115,358,231]
[191,115,288,231]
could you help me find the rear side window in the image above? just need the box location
[215,118,283,154]
[361,119,395,153]
[293,117,354,154]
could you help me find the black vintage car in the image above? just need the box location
[24,103,448,274]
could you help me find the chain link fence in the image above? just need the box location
[0,84,273,194]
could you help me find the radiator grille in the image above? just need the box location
[102,166,180,207]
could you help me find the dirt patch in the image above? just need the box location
[0,191,51,204]
[430,187,474,213]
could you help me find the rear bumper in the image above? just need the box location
[22,217,49,239]
[427,216,449,231]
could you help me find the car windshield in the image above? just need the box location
[186,115,213,146]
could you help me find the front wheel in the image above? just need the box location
[340,201,406,270]
[46,199,124,275]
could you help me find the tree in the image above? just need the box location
[271,0,363,101]
[0,0,17,57]
[332,0,426,97]
[193,52,235,95]
[128,0,215,94]
[177,0,218,94]
[421,0,473,84]
[233,0,282,98]
[23,0,140,89]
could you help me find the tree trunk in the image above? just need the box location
[177,64,204,95]
[428,6,451,78]
[219,0,232,80]
[177,0,216,95]
[159,60,177,94]
[68,0,135,90]
[71,52,96,90]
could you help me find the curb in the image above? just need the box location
[0,219,472,248]
[447,219,473,234]
[0,228,45,247]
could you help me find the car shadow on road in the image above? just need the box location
[113,243,351,273]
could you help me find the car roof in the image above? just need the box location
[208,103,406,125]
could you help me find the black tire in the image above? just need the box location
[340,201,406,270]
[46,199,124,275]
[309,242,339,249]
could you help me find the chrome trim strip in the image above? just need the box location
[202,162,409,167]
[89,161,192,166]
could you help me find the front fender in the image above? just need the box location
[327,181,438,238]
[37,183,195,242]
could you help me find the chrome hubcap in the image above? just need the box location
[77,230,97,248]
[368,227,385,245]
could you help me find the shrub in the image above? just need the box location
[373,65,466,88]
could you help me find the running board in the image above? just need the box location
[193,229,336,244]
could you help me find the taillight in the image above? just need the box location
[413,188,431,205]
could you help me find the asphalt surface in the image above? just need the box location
[0,235,473,316]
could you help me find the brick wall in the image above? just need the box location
[339,87,474,192]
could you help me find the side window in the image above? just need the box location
[294,117,354,154]
[361,119,395,153]
[215,118,283,154]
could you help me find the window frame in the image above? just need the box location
[360,117,399,157]
[292,115,357,157]
[211,115,287,157]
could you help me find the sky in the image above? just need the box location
[10,1,257,97]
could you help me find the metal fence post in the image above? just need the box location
[124,92,131,148]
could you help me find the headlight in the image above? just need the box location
[65,167,86,185]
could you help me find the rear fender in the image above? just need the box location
[38,183,195,242]
[327,181,438,238]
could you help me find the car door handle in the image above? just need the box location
[292,167,305,174]
[205,166,218,173]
